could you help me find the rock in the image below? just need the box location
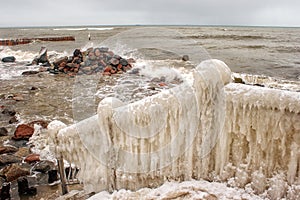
[32,47,49,65]
[151,77,161,82]
[9,116,18,124]
[0,163,30,182]
[0,154,22,165]
[109,58,120,66]
[0,145,18,154]
[182,55,189,61]
[6,139,28,149]
[30,86,38,90]
[27,120,48,129]
[13,124,34,140]
[119,58,128,66]
[32,160,55,173]
[0,127,8,136]
[158,82,167,87]
[48,170,59,184]
[14,147,30,158]
[1,56,16,63]
[17,177,37,196]
[1,108,16,116]
[233,77,245,84]
[99,47,109,52]
[22,71,39,75]
[12,94,24,101]
[127,58,136,64]
[0,182,10,200]
[24,154,40,163]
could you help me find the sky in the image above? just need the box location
[0,0,299,27]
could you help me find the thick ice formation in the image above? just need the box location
[47,59,300,199]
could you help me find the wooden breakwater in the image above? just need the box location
[0,36,75,46]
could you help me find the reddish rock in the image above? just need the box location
[0,163,30,182]
[13,124,34,140]
[24,154,40,163]
[158,82,167,87]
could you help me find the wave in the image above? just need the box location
[53,27,114,31]
[180,34,272,40]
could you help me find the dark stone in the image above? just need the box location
[0,128,8,137]
[0,163,30,182]
[9,116,18,124]
[0,145,18,154]
[6,140,28,149]
[32,47,49,65]
[13,124,34,140]
[182,55,189,61]
[1,109,16,116]
[48,170,58,184]
[22,71,39,76]
[99,47,109,52]
[30,86,38,90]
[0,154,22,165]
[128,68,140,74]
[0,182,10,200]
[109,58,120,66]
[119,59,128,66]
[253,83,265,87]
[17,177,37,196]
[32,160,55,173]
[1,56,16,63]
[233,77,245,84]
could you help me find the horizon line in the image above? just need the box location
[0,24,299,29]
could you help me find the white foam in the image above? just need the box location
[53,27,114,31]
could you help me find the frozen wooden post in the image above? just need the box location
[58,155,69,195]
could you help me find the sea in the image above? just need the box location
[0,25,300,80]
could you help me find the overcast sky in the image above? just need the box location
[0,0,299,27]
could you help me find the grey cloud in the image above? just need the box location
[0,0,299,26]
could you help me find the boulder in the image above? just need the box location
[17,177,37,196]
[0,127,8,136]
[13,124,34,140]
[0,145,18,154]
[1,108,16,116]
[32,160,55,173]
[24,154,40,163]
[9,116,18,124]
[14,147,31,158]
[0,154,22,165]
[32,47,49,65]
[1,56,16,63]
[22,71,39,76]
[182,55,189,61]
[119,58,128,66]
[0,163,30,182]
[0,182,10,200]
[48,170,59,184]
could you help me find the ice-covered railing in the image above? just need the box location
[219,83,300,198]
[47,59,231,193]
[46,59,300,199]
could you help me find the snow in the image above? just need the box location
[88,180,263,200]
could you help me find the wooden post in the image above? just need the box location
[58,155,69,195]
